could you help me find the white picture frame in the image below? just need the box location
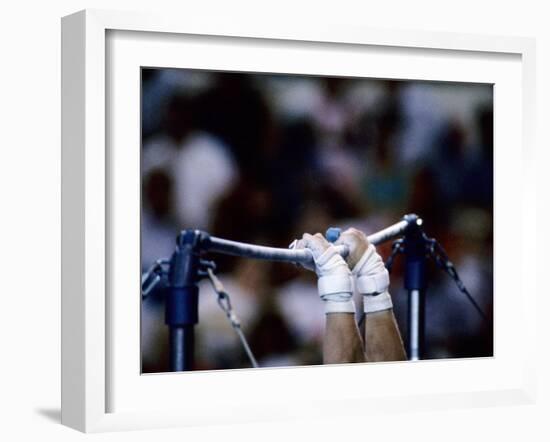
[61,9,537,433]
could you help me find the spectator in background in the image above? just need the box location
[314,78,364,207]
[429,120,470,209]
[141,170,178,271]
[140,169,176,372]
[463,106,493,208]
[142,93,192,175]
[171,130,237,230]
[143,91,238,231]
[359,82,409,219]
[397,81,446,166]
[141,69,184,139]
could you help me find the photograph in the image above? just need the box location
[140,68,494,373]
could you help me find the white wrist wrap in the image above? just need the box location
[363,291,393,314]
[325,299,356,314]
[353,244,390,295]
[317,274,353,297]
[356,270,389,295]
[314,246,354,314]
[318,274,355,313]
[351,244,377,276]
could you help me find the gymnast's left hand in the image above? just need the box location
[290,232,355,314]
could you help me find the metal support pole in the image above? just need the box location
[169,326,194,371]
[403,214,427,361]
[407,289,424,361]
[166,230,203,371]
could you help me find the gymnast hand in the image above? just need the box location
[290,232,366,363]
[334,228,406,361]
[334,228,391,311]
[291,233,355,314]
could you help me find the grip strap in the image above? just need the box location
[363,291,393,314]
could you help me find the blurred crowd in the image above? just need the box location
[140,68,494,373]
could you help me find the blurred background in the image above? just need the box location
[140,68,493,373]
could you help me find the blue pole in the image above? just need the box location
[403,214,427,360]
[166,230,203,371]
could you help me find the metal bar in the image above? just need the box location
[368,219,409,246]
[169,326,194,371]
[408,289,423,361]
[204,219,410,265]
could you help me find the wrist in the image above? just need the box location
[317,273,354,313]
[353,244,390,296]
[356,270,390,295]
[324,297,356,314]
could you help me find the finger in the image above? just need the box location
[302,233,320,247]
[301,233,314,248]
[306,233,330,249]
[333,234,347,246]
[342,227,362,239]
[340,228,369,247]
[313,232,330,247]
[301,233,315,249]
[289,238,307,250]
[334,228,354,246]
[302,233,327,256]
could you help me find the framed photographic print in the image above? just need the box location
[61,9,536,432]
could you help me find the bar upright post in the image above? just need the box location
[403,214,427,361]
[166,230,204,371]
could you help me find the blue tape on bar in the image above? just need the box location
[325,227,341,243]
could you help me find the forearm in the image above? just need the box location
[324,313,366,364]
[364,309,406,362]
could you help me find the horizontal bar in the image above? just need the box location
[204,236,335,264]
[203,218,411,265]
[367,219,409,245]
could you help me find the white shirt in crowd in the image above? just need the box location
[143,131,238,230]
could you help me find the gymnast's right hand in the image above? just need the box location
[335,228,393,314]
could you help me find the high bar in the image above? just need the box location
[202,217,413,266]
